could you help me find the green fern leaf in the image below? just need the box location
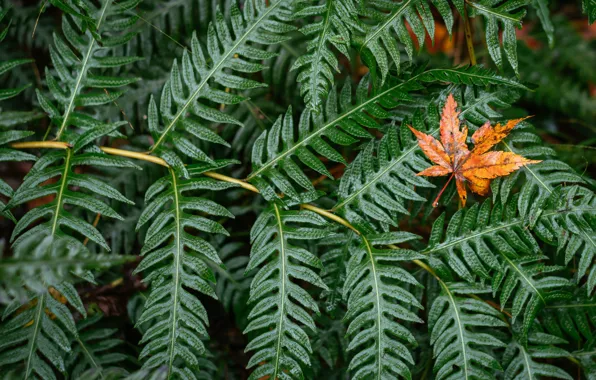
[38,0,141,141]
[0,233,135,297]
[146,0,295,176]
[0,289,80,378]
[293,0,362,112]
[541,293,596,344]
[503,331,572,379]
[429,282,507,379]
[133,162,237,377]
[319,231,354,314]
[358,0,455,82]
[343,232,423,379]
[466,0,527,75]
[534,186,596,295]
[335,76,528,228]
[583,0,596,24]
[66,312,131,379]
[250,67,524,205]
[424,195,574,343]
[244,204,331,379]
[6,140,139,249]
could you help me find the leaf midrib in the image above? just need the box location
[150,0,285,152]
[25,293,45,380]
[167,168,182,377]
[308,0,335,110]
[440,281,469,379]
[55,0,111,140]
[50,148,72,237]
[362,0,413,49]
[272,204,286,379]
[362,236,383,379]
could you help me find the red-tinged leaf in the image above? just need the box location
[409,94,541,207]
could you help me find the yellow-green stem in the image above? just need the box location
[463,5,477,66]
[11,141,71,149]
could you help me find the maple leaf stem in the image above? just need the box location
[433,173,455,207]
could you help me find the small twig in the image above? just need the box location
[301,204,361,235]
[11,141,71,149]
[463,4,477,65]
[99,147,168,167]
[203,171,259,193]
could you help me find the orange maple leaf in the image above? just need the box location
[409,94,541,207]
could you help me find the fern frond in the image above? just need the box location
[541,293,596,343]
[146,0,295,176]
[424,195,574,342]
[429,282,507,379]
[503,331,572,380]
[133,162,237,377]
[343,232,423,379]
[293,0,362,112]
[38,0,141,141]
[335,76,527,227]
[6,133,139,249]
[0,233,135,297]
[244,204,331,379]
[0,289,80,377]
[250,66,527,205]
[534,186,596,295]
[358,0,455,82]
[0,6,38,222]
[583,0,596,24]
[66,312,130,379]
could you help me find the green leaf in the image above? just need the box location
[244,204,331,379]
[429,282,507,379]
[293,0,362,112]
[147,0,296,174]
[343,234,424,379]
[134,166,236,376]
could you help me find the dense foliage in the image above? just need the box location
[0,0,595,379]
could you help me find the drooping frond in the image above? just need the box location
[244,205,331,379]
[6,129,139,249]
[343,232,424,379]
[466,0,528,75]
[37,0,142,141]
[503,331,572,380]
[424,195,573,342]
[0,130,35,222]
[0,6,38,222]
[583,0,596,24]
[428,282,507,380]
[358,0,456,82]
[0,233,135,297]
[533,186,596,295]
[146,0,295,176]
[66,312,130,378]
[292,0,362,112]
[250,66,528,205]
[541,293,596,344]
[0,289,81,377]
[133,161,237,377]
[334,114,433,229]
